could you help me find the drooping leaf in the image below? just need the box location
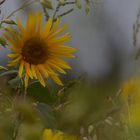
[0,70,18,77]
[27,82,57,104]
[0,65,8,70]
[2,19,17,25]
[8,76,21,88]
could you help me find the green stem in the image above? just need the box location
[12,114,22,140]
[6,0,36,19]
[24,87,27,100]
[0,0,38,29]
[57,8,74,18]
[52,3,61,23]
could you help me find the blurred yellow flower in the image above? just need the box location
[121,78,140,126]
[3,13,76,87]
[43,129,78,140]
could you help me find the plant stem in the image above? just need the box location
[12,114,22,140]
[52,3,61,23]
[57,8,74,18]
[6,0,36,19]
[24,87,27,100]
[0,0,37,27]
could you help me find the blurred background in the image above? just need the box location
[0,1,140,140]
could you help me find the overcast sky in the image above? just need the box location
[1,0,140,80]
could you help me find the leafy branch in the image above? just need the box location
[52,0,75,24]
[0,0,37,27]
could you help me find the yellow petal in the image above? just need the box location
[5,27,17,37]
[54,53,75,58]
[50,74,63,86]
[31,65,37,78]
[7,61,18,67]
[4,28,23,48]
[24,73,29,88]
[42,18,52,37]
[59,46,76,53]
[66,135,78,140]
[10,45,21,52]
[50,58,71,69]
[48,33,71,45]
[11,56,22,63]
[16,17,25,33]
[43,129,53,140]
[3,32,16,46]
[7,53,20,58]
[25,13,37,36]
[51,46,76,53]
[18,60,24,78]
[48,62,66,74]
[53,132,63,140]
[50,18,60,34]
[48,24,68,39]
[25,62,33,79]
[44,63,57,76]
[37,65,49,78]
[37,12,42,33]
[36,67,46,87]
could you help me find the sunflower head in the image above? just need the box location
[3,13,76,87]
[22,36,49,65]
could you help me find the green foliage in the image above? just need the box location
[27,82,57,105]
[8,76,21,89]
[0,65,8,70]
[0,70,18,77]
[1,19,17,25]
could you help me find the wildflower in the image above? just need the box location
[43,129,78,140]
[3,13,76,87]
[121,78,140,127]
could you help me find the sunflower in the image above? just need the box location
[43,129,78,140]
[3,13,76,87]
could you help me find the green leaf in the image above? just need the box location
[41,0,53,9]
[0,70,18,77]
[36,103,57,129]
[0,65,8,70]
[0,37,7,48]
[8,76,21,88]
[27,82,57,104]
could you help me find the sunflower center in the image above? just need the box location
[22,37,48,65]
